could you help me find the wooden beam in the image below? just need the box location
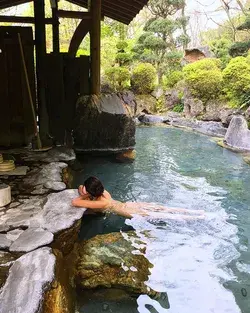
[0,15,53,24]
[89,0,101,95]
[34,0,50,146]
[57,10,91,19]
[68,20,90,57]
[51,0,60,53]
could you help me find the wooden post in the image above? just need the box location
[51,0,60,53]
[89,0,101,95]
[34,0,50,146]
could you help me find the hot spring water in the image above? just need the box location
[73,127,250,313]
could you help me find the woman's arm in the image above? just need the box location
[71,198,108,211]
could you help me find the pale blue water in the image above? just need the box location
[74,126,250,313]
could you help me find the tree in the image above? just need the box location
[132,0,190,84]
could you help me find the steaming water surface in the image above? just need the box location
[74,127,250,313]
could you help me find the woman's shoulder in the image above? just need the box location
[103,190,112,199]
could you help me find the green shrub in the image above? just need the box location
[105,67,130,91]
[173,103,184,113]
[183,58,223,101]
[131,63,156,94]
[222,56,250,107]
[164,71,184,88]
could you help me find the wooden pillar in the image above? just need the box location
[51,0,60,53]
[89,0,101,95]
[34,0,50,146]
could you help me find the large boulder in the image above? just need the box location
[184,97,204,118]
[75,231,155,296]
[138,114,166,124]
[135,94,156,115]
[220,109,235,127]
[73,94,136,153]
[245,107,250,121]
[202,100,227,122]
[225,115,250,151]
[165,89,180,110]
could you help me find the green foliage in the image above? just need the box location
[133,1,189,83]
[105,67,130,91]
[131,63,157,94]
[155,95,166,112]
[237,15,250,30]
[116,41,128,51]
[183,59,223,101]
[209,39,232,67]
[115,52,132,66]
[222,56,250,107]
[229,41,250,57]
[164,71,184,88]
[173,103,184,112]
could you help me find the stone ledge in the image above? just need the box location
[0,247,56,313]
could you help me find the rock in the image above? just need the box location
[6,229,24,241]
[0,247,56,313]
[75,232,154,295]
[184,96,204,118]
[245,107,250,122]
[0,251,18,288]
[135,94,156,115]
[118,91,137,115]
[138,114,165,124]
[165,89,180,109]
[202,100,226,122]
[51,219,82,256]
[0,224,10,233]
[244,156,250,165]
[9,228,54,253]
[168,118,227,137]
[73,94,136,154]
[151,87,164,100]
[115,150,136,163]
[0,184,11,207]
[30,190,85,235]
[225,115,250,151]
[22,147,76,163]
[22,162,67,195]
[0,234,12,249]
[44,181,66,191]
[220,109,235,127]
[42,249,75,313]
[183,46,213,64]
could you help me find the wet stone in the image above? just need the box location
[9,228,54,253]
[0,234,12,249]
[6,229,24,241]
[0,247,56,313]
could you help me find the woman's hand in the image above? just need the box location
[72,198,79,207]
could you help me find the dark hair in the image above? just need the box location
[84,176,104,198]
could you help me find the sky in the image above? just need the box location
[0,0,247,47]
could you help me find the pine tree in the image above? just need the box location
[133,0,190,83]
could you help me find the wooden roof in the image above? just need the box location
[0,0,149,24]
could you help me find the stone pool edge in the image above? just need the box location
[0,147,85,313]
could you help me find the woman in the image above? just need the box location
[72,176,205,219]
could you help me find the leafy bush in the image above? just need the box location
[229,41,250,57]
[173,103,184,113]
[222,56,250,107]
[183,58,223,101]
[105,67,130,91]
[164,70,184,88]
[131,63,156,94]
